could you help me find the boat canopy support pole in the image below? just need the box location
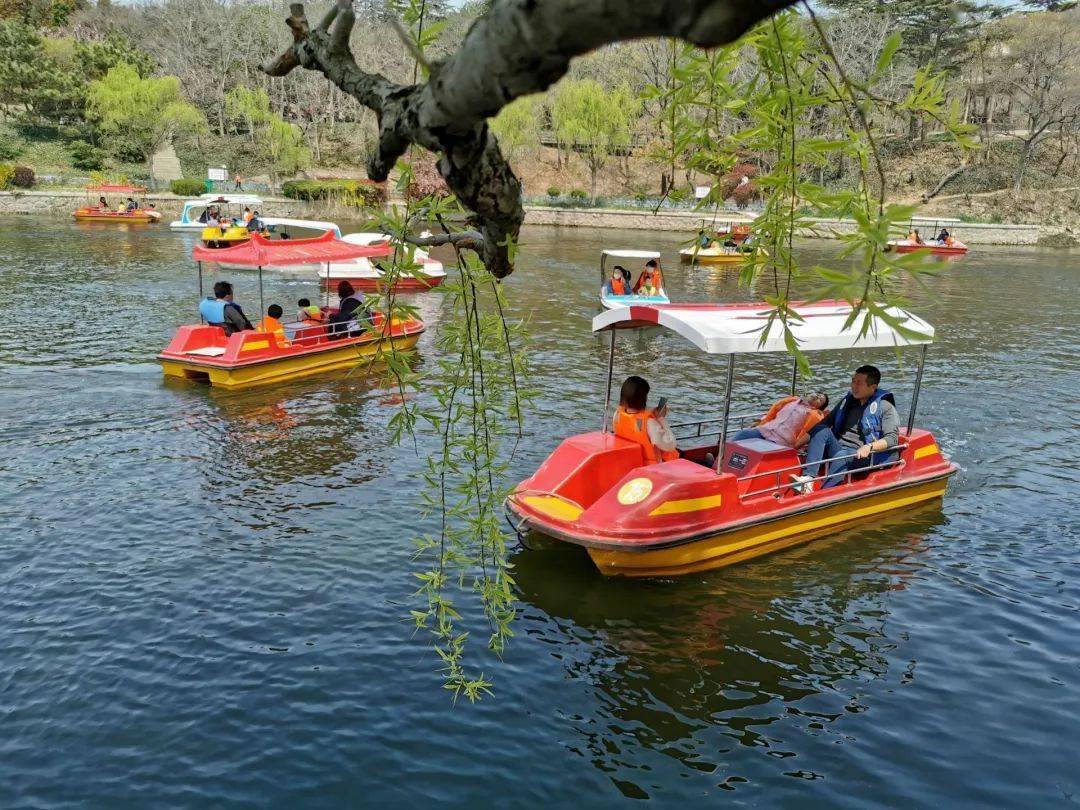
[599,252,607,287]
[258,265,265,328]
[715,353,735,473]
[601,330,616,433]
[197,261,204,323]
[907,344,928,435]
[790,356,798,396]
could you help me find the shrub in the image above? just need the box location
[730,181,758,208]
[70,141,107,171]
[282,178,387,207]
[0,164,13,190]
[11,166,34,187]
[546,186,560,197]
[633,189,648,202]
[171,178,206,196]
[569,188,587,202]
[0,136,21,161]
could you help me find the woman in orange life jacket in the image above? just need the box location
[612,375,679,464]
[633,259,664,296]
[732,391,829,449]
[604,265,629,297]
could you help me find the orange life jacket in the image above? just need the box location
[944,236,954,246]
[613,405,679,464]
[757,396,824,446]
[259,315,287,344]
[634,268,662,294]
[610,277,628,295]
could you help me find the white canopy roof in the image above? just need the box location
[602,249,662,260]
[592,301,934,354]
[196,193,263,204]
[260,217,340,233]
[342,232,391,245]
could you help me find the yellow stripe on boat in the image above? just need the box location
[522,495,583,522]
[240,340,270,352]
[914,444,940,460]
[589,478,949,577]
[648,494,723,516]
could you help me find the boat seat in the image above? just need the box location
[722,436,801,496]
[184,346,226,357]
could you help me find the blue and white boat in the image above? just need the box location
[169,194,263,231]
[599,248,671,310]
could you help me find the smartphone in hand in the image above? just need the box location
[655,396,668,416]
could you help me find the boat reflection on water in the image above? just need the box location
[511,504,947,794]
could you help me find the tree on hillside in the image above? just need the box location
[86,63,206,161]
[550,79,637,202]
[488,96,539,165]
[261,117,310,184]
[0,21,80,123]
[995,10,1080,192]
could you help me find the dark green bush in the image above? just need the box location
[282,179,387,207]
[0,136,21,161]
[546,186,560,197]
[69,141,106,171]
[569,188,587,201]
[11,166,34,187]
[170,178,206,196]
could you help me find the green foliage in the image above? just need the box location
[75,33,155,80]
[11,165,33,187]
[0,164,13,189]
[225,86,272,134]
[0,20,81,124]
[69,140,106,171]
[281,178,386,207]
[489,96,540,162]
[259,117,310,183]
[86,63,206,162]
[170,178,205,196]
[546,185,560,197]
[550,79,638,201]
[0,134,21,160]
[569,188,587,201]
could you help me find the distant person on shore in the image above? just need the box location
[234,173,244,192]
[199,281,254,336]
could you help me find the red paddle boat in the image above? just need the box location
[506,301,956,577]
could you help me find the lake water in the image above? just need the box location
[1,218,1078,806]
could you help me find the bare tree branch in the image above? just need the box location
[263,0,796,277]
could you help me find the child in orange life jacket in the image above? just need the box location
[605,266,629,297]
[612,375,679,464]
[259,303,288,345]
[297,297,324,324]
[732,391,829,448]
[634,259,663,296]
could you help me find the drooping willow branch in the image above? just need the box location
[263,0,797,278]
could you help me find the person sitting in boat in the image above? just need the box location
[258,304,288,345]
[96,196,108,210]
[937,228,950,245]
[246,211,263,232]
[633,260,663,296]
[297,297,325,324]
[605,266,630,297]
[907,228,924,245]
[328,280,373,340]
[698,230,711,249]
[242,206,253,223]
[613,375,678,464]
[198,280,254,336]
[125,197,137,212]
[795,365,899,491]
[732,391,829,449]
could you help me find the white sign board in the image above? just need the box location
[207,166,228,182]
[694,185,712,200]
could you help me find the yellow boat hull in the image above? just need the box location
[160,332,420,389]
[679,248,763,265]
[587,476,949,577]
[74,212,157,224]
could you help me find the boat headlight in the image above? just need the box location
[617,477,653,505]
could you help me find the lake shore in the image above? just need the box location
[2,189,1072,246]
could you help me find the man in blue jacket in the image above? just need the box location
[796,364,900,491]
[198,281,254,336]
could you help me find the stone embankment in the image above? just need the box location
[0,191,1068,245]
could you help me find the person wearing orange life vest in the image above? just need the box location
[633,259,664,296]
[258,303,289,345]
[612,375,679,464]
[604,265,629,297]
[732,391,829,448]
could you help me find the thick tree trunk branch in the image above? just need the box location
[922,164,966,202]
[263,0,796,277]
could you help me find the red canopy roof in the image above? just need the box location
[87,184,147,193]
[192,229,394,267]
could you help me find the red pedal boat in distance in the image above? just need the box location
[73,184,162,223]
[159,231,424,388]
[887,239,968,256]
[506,301,957,577]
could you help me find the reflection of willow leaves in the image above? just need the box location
[511,506,944,776]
